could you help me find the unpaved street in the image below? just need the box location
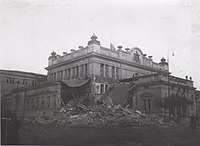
[18,120,200,146]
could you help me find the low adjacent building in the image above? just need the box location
[0,69,47,116]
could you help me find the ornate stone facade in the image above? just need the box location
[46,34,168,99]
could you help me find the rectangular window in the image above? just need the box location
[32,80,36,86]
[147,99,151,111]
[68,68,71,80]
[36,97,39,110]
[72,67,75,79]
[61,71,63,80]
[105,65,109,78]
[144,99,151,112]
[100,64,104,77]
[15,96,20,110]
[112,66,115,78]
[31,98,34,110]
[76,66,79,78]
[116,67,119,79]
[54,73,56,81]
[53,95,57,108]
[85,64,88,76]
[51,73,53,82]
[144,99,146,111]
[100,84,104,94]
[47,96,50,108]
[80,65,84,77]
[27,98,30,110]
[41,97,45,109]
[64,70,67,80]
[23,79,27,85]
[105,84,108,91]
[191,95,194,110]
[58,71,60,80]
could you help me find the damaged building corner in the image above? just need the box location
[1,34,200,122]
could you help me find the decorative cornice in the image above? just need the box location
[135,80,196,90]
[46,52,165,74]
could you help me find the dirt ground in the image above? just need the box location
[16,120,200,146]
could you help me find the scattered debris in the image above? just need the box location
[34,103,179,128]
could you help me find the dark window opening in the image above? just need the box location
[36,97,39,110]
[105,84,108,91]
[105,65,109,78]
[76,66,79,78]
[68,68,71,80]
[100,84,104,94]
[47,96,50,108]
[61,71,63,80]
[72,67,75,79]
[27,98,30,110]
[112,66,115,78]
[85,64,88,77]
[116,67,119,79]
[100,64,104,77]
[31,98,34,110]
[144,99,151,112]
[41,98,45,109]
[80,65,84,77]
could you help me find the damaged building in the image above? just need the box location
[1,34,199,117]
[106,73,197,116]
[46,34,168,102]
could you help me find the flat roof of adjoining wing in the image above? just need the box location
[0,69,47,77]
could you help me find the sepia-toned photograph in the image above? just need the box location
[1,0,200,145]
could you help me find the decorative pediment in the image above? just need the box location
[140,92,153,98]
[130,47,143,63]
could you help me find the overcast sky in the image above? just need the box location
[0,0,200,89]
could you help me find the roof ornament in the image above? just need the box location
[51,51,56,56]
[88,34,101,45]
[159,57,167,65]
[91,33,98,40]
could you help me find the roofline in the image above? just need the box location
[135,80,196,90]
[11,81,61,92]
[120,73,194,84]
[46,52,167,74]
[120,73,163,82]
[0,69,47,77]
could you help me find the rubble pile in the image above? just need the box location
[34,104,179,128]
